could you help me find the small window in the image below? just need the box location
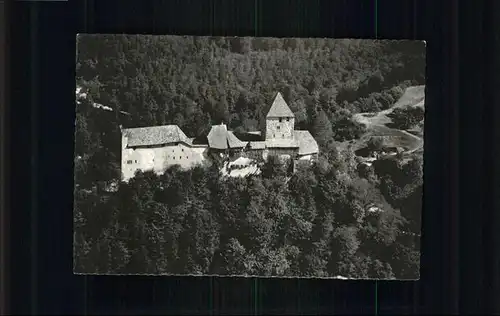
[186,156,188,159]
[181,148,184,152]
[277,125,280,130]
[134,160,137,163]
[126,160,133,164]
[286,118,290,122]
[279,118,282,123]
[179,156,182,159]
[173,157,175,160]
[282,134,285,138]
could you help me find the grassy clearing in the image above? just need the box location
[349,85,425,155]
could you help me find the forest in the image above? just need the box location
[74,35,425,279]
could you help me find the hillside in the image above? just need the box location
[74,36,425,279]
[349,85,425,157]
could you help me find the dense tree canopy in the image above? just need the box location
[74,35,425,279]
[387,106,425,130]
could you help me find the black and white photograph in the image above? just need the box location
[74,35,425,279]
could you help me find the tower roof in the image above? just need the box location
[266,92,295,118]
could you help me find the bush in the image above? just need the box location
[387,106,424,130]
[350,84,408,113]
[388,85,405,101]
[357,162,374,179]
[331,109,367,141]
[367,137,384,152]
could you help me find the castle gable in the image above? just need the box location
[123,125,190,147]
[207,124,248,150]
[266,92,295,118]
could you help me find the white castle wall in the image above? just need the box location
[121,135,208,182]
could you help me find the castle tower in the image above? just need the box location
[265,92,295,140]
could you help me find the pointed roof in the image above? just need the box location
[266,92,295,118]
[207,123,248,150]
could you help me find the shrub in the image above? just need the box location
[387,106,424,130]
[366,137,384,152]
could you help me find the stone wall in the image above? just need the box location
[265,117,295,140]
[243,149,265,160]
[263,148,298,161]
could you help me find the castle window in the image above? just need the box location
[286,118,290,122]
[279,118,282,123]
[134,160,138,163]
[173,157,175,160]
[179,156,182,159]
[182,148,184,152]
[126,160,133,164]
[277,125,280,130]
[282,134,285,138]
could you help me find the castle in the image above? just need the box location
[121,92,319,182]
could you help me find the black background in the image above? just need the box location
[5,0,500,314]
